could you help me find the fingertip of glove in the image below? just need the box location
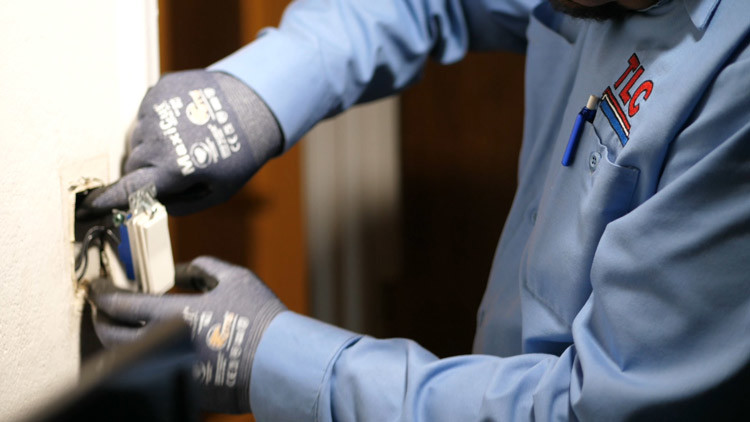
[87,278,113,306]
[87,277,107,295]
[83,167,170,217]
[190,256,235,277]
[75,186,117,221]
[192,255,222,267]
[86,182,128,213]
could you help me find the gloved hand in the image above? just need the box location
[80,69,282,217]
[88,256,287,414]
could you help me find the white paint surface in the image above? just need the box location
[0,1,158,418]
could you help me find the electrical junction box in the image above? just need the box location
[71,177,175,295]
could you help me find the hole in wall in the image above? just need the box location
[69,179,110,362]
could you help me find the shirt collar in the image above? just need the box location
[681,0,721,31]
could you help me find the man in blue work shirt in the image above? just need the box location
[85,0,750,419]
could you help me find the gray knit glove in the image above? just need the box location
[83,69,282,216]
[89,256,287,414]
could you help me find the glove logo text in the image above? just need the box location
[186,89,213,126]
[207,312,236,350]
[190,139,219,169]
[153,100,195,176]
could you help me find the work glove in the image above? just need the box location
[80,69,282,217]
[88,256,287,414]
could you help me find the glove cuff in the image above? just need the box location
[211,70,283,167]
[239,301,287,413]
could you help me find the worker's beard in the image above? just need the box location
[548,0,632,21]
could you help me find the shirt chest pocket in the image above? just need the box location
[521,119,640,325]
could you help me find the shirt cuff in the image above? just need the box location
[249,311,361,421]
[209,29,337,148]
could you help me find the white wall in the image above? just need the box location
[0,1,158,418]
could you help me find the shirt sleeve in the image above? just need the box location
[248,51,750,420]
[209,0,540,146]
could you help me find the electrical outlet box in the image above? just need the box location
[61,156,175,295]
[60,155,110,291]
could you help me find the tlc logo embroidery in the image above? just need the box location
[600,53,654,146]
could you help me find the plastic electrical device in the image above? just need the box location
[112,185,175,294]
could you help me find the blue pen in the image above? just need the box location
[562,95,600,166]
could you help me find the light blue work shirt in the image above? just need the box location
[212,0,750,420]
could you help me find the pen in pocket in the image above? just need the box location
[562,95,600,167]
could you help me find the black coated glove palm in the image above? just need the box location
[83,70,282,216]
[89,256,287,414]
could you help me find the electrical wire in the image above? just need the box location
[75,225,119,282]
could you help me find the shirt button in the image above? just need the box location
[530,208,538,224]
[589,151,601,172]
